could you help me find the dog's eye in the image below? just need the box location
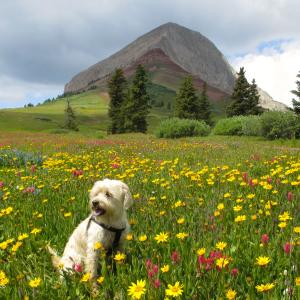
[105,191,112,198]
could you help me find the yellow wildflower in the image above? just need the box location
[0,270,9,287]
[155,232,169,243]
[278,222,287,228]
[28,277,41,288]
[176,232,189,239]
[94,242,103,250]
[216,241,227,250]
[126,233,133,241]
[294,226,300,234]
[177,217,185,224]
[127,279,146,299]
[217,203,224,210]
[226,289,237,299]
[97,276,104,284]
[18,233,29,241]
[165,281,184,297]
[256,256,271,266]
[114,252,126,263]
[216,257,230,268]
[139,235,147,242]
[234,215,246,222]
[161,265,170,273]
[255,282,275,292]
[197,248,206,256]
[80,273,91,282]
[11,241,22,253]
[30,228,42,235]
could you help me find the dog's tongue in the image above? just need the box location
[94,208,105,216]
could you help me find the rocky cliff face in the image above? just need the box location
[65,22,286,110]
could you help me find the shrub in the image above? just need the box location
[155,118,210,138]
[261,111,300,140]
[213,117,244,136]
[213,115,262,136]
[241,115,262,136]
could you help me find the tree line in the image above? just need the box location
[64,66,300,132]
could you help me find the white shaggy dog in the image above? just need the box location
[48,179,133,280]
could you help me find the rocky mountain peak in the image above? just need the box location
[64,22,287,111]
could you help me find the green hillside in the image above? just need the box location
[0,84,176,136]
[0,81,229,136]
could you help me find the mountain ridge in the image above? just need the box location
[65,22,286,111]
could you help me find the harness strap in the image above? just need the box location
[86,216,126,255]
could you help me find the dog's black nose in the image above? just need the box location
[92,200,98,207]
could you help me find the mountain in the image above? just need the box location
[65,22,286,111]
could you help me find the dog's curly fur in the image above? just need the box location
[47,179,133,280]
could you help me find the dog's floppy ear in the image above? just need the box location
[121,182,133,210]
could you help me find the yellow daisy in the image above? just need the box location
[154,232,169,243]
[165,281,184,297]
[127,279,146,299]
[28,277,41,288]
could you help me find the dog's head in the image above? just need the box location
[89,179,133,218]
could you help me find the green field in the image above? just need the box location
[0,132,299,299]
[0,85,176,136]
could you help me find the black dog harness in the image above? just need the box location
[86,216,126,256]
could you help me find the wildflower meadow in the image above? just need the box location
[0,132,299,299]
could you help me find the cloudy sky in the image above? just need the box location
[0,0,299,108]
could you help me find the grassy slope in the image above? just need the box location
[0,85,176,136]
[0,90,108,134]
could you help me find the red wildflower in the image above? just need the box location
[153,279,160,288]
[23,186,35,193]
[261,234,269,245]
[231,268,239,277]
[152,264,159,274]
[111,163,120,169]
[72,170,83,177]
[283,242,292,254]
[73,263,82,272]
[242,172,248,182]
[146,259,152,270]
[171,251,181,264]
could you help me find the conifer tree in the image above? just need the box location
[247,79,263,115]
[174,75,201,119]
[227,67,250,116]
[108,68,127,133]
[291,71,300,115]
[64,99,78,131]
[198,82,212,124]
[123,64,150,133]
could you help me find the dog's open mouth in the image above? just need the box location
[93,207,106,216]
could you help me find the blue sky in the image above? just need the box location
[0,0,299,108]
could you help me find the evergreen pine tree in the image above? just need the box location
[123,64,150,133]
[108,68,127,133]
[174,75,201,119]
[291,71,300,115]
[64,99,78,131]
[198,82,212,124]
[247,79,263,115]
[227,67,250,116]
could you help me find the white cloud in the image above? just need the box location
[231,40,300,107]
[0,75,63,108]
[0,0,300,108]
